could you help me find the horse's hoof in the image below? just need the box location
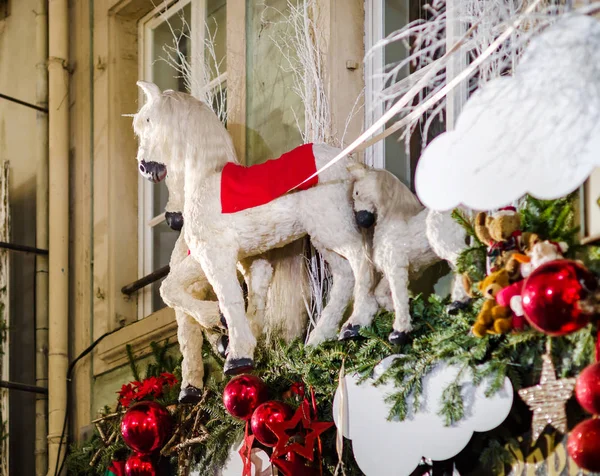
[165,211,184,231]
[217,335,229,358]
[338,323,362,341]
[178,385,203,404]
[355,210,375,228]
[388,330,410,346]
[224,357,255,376]
[447,299,472,315]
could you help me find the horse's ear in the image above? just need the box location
[137,81,161,102]
[347,162,368,179]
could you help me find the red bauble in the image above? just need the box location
[223,374,268,420]
[521,260,596,336]
[124,453,156,476]
[120,401,172,454]
[567,418,600,472]
[250,401,293,446]
[576,363,600,415]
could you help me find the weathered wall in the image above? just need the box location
[0,1,41,474]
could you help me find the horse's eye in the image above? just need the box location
[146,118,150,123]
[355,191,358,195]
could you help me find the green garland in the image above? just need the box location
[67,194,600,475]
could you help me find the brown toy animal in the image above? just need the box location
[472,269,513,337]
[474,208,525,278]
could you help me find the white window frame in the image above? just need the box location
[137,0,227,319]
[364,0,385,170]
[364,0,412,183]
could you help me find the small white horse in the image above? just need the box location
[133,81,378,374]
[350,165,471,344]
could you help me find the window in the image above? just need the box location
[365,0,413,188]
[138,0,226,318]
[0,0,9,22]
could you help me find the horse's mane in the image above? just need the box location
[374,169,424,220]
[143,90,240,172]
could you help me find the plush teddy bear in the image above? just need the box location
[472,269,513,337]
[474,207,530,278]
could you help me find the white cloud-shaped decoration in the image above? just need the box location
[415,14,600,211]
[333,358,513,476]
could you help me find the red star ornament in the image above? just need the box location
[268,399,334,461]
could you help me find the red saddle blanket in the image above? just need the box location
[220,143,319,213]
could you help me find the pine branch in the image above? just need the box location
[126,344,140,382]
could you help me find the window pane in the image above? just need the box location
[151,3,192,92]
[206,0,226,81]
[383,0,411,187]
[245,0,304,165]
[152,221,180,311]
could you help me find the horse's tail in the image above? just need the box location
[262,240,309,344]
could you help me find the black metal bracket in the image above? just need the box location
[0,92,48,114]
[0,241,48,255]
[0,380,48,395]
[121,265,170,296]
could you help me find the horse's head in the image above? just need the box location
[133,81,171,183]
[349,164,377,228]
[133,81,239,185]
[349,163,424,228]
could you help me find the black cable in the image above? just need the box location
[54,327,121,476]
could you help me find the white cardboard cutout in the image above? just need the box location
[415,14,600,211]
[214,440,273,476]
[333,358,513,476]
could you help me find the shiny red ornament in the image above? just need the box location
[223,374,268,420]
[567,418,600,472]
[120,401,172,454]
[521,260,596,336]
[124,453,156,476]
[251,401,293,446]
[576,363,600,415]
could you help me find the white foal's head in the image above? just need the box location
[133,81,238,185]
[349,163,424,228]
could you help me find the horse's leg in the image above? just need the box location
[336,247,379,339]
[160,256,222,329]
[193,249,256,375]
[384,260,413,346]
[176,310,206,403]
[374,276,393,312]
[426,210,471,313]
[306,246,354,346]
[238,258,273,339]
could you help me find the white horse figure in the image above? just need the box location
[140,156,276,400]
[350,165,471,344]
[133,81,378,374]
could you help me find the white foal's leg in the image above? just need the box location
[337,247,379,339]
[385,260,413,345]
[306,246,354,346]
[238,258,273,339]
[176,309,206,402]
[426,210,472,313]
[374,276,393,312]
[193,249,257,375]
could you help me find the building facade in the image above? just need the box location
[0,0,597,475]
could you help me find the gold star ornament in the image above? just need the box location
[518,352,576,441]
